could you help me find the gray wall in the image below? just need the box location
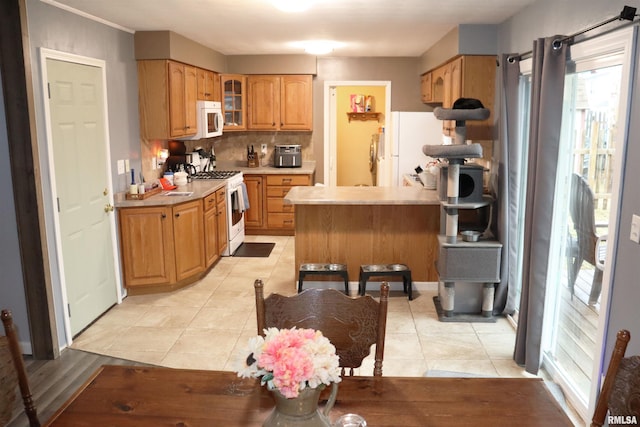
[22,0,141,348]
[313,56,427,183]
[0,69,31,349]
[497,0,640,365]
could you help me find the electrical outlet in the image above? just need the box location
[261,144,267,154]
[631,214,640,244]
[152,158,158,170]
[124,159,130,172]
[117,159,125,175]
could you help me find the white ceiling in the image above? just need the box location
[44,0,536,57]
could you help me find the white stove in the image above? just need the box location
[193,170,245,256]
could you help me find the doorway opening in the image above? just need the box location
[323,81,391,186]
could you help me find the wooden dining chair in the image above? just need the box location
[254,279,389,376]
[591,329,640,427]
[1,309,40,427]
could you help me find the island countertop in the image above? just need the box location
[284,185,440,205]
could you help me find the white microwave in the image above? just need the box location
[180,100,223,140]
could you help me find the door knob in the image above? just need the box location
[104,204,114,213]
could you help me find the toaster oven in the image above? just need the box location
[274,145,302,168]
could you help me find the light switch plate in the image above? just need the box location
[631,214,640,244]
[124,159,130,172]
[117,159,125,175]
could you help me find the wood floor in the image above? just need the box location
[8,348,150,427]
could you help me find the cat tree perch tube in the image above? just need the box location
[422,106,489,243]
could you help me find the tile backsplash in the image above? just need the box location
[140,131,313,181]
[185,131,313,167]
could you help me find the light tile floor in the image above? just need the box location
[72,235,531,379]
[71,235,583,424]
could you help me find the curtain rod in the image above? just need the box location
[508,5,638,63]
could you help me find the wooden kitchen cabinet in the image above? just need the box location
[203,188,227,267]
[172,200,205,281]
[266,174,310,232]
[197,68,220,102]
[247,75,280,130]
[244,173,312,235]
[118,200,206,293]
[247,75,312,131]
[137,59,198,139]
[243,175,264,228]
[221,74,247,130]
[118,206,176,288]
[280,75,313,130]
[203,192,219,267]
[216,189,228,256]
[420,72,433,103]
[423,55,496,140]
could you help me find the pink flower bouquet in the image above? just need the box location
[235,327,341,398]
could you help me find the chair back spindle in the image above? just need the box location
[1,309,40,427]
[254,279,389,376]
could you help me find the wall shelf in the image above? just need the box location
[347,112,381,122]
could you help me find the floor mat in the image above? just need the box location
[233,242,275,257]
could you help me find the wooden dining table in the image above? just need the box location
[44,365,574,426]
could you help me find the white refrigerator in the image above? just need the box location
[389,111,443,186]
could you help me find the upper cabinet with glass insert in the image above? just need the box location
[221,74,247,131]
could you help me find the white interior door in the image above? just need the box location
[45,56,118,336]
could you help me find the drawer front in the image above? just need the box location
[216,189,226,204]
[266,186,292,198]
[266,175,309,186]
[203,193,217,212]
[267,213,295,229]
[267,198,295,213]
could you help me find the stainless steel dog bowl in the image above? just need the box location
[461,230,481,242]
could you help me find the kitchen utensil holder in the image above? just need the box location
[247,158,259,168]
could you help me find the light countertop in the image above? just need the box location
[114,180,226,208]
[284,186,441,205]
[215,160,315,176]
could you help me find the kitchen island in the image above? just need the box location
[284,186,441,285]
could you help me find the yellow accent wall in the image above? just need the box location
[336,86,386,186]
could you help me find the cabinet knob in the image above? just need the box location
[161,213,167,219]
[175,213,180,218]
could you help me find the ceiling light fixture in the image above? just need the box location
[302,40,336,55]
[271,0,315,13]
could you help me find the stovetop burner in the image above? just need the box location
[191,170,241,180]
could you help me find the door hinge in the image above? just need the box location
[57,197,60,213]
[67,303,71,317]
[47,82,51,99]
